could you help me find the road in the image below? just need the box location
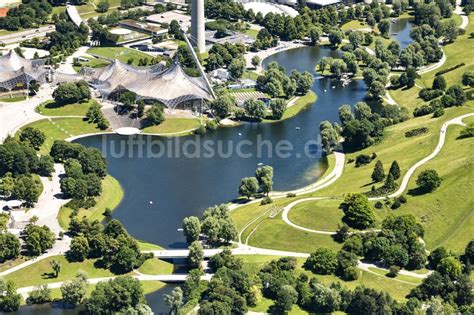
[0,25,55,45]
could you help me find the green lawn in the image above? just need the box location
[5,256,117,288]
[137,240,164,251]
[0,95,26,102]
[263,91,317,123]
[87,47,153,66]
[341,20,372,32]
[141,118,201,135]
[391,13,474,111]
[244,28,259,38]
[58,175,123,229]
[18,117,105,155]
[73,57,111,72]
[390,118,474,251]
[36,99,95,117]
[0,257,27,273]
[137,258,173,275]
[312,106,474,197]
[287,199,343,232]
[368,267,422,285]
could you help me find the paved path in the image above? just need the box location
[0,164,71,277]
[455,0,469,30]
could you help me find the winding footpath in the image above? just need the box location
[281,113,474,235]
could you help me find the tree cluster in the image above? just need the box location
[68,218,151,273]
[182,204,237,246]
[205,42,246,79]
[257,62,313,99]
[52,81,91,106]
[239,165,274,199]
[0,0,52,31]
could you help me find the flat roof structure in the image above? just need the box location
[146,10,191,31]
[119,19,167,36]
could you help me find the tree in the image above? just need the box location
[304,248,338,275]
[428,247,449,269]
[68,235,90,261]
[255,165,273,195]
[0,279,21,312]
[187,241,204,269]
[371,160,385,182]
[244,99,266,121]
[24,224,55,256]
[182,216,201,244]
[445,85,466,106]
[229,57,246,79]
[96,0,109,13]
[251,55,261,69]
[338,104,354,126]
[19,127,45,150]
[328,28,344,47]
[275,285,298,312]
[146,106,165,126]
[432,75,447,91]
[389,160,401,180]
[169,20,182,39]
[437,256,462,279]
[309,26,321,45]
[311,283,341,313]
[86,276,148,314]
[320,121,339,152]
[349,31,364,48]
[462,71,474,87]
[26,284,52,305]
[416,169,442,193]
[329,59,347,77]
[269,99,286,120]
[210,94,235,118]
[239,177,258,199]
[50,259,61,278]
[340,193,376,229]
[0,232,20,263]
[164,287,183,315]
[61,272,88,307]
[378,19,391,37]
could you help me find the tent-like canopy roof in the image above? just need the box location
[0,50,49,90]
[84,59,214,108]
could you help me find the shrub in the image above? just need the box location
[260,196,273,205]
[355,154,372,167]
[405,127,429,138]
[432,107,445,117]
[435,63,465,76]
[413,104,435,117]
[419,88,443,101]
[375,201,383,209]
[398,195,407,203]
[194,125,207,135]
[287,193,296,198]
[206,120,218,130]
[391,198,401,209]
[387,265,400,277]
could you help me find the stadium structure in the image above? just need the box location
[0,50,50,93]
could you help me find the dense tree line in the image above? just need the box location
[0,0,52,31]
[47,14,89,60]
[205,42,246,79]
